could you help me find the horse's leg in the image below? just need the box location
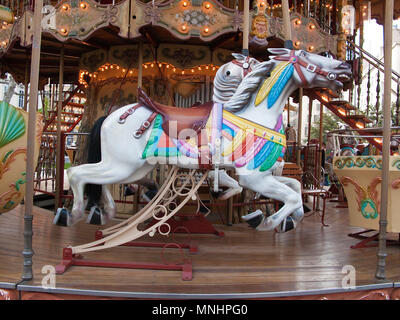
[273,176,304,224]
[61,164,90,225]
[208,169,243,200]
[101,185,116,220]
[91,164,156,223]
[63,162,152,226]
[239,172,303,232]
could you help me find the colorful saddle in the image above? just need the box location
[141,101,286,172]
[137,88,213,143]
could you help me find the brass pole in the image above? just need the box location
[375,0,393,281]
[22,0,43,281]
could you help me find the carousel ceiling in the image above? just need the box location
[0,0,339,83]
[369,0,400,25]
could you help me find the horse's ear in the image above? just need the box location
[268,48,291,56]
[249,57,260,66]
[232,53,246,61]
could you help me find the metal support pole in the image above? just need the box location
[205,75,210,102]
[23,57,29,111]
[242,0,249,56]
[296,88,303,166]
[138,41,143,89]
[316,101,324,207]
[22,0,43,281]
[375,0,393,281]
[55,47,64,210]
[282,0,293,48]
[307,98,313,145]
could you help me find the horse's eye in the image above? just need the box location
[226,71,231,76]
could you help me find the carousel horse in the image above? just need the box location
[56,48,351,233]
[212,54,306,226]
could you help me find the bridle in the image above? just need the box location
[231,56,253,77]
[273,50,338,87]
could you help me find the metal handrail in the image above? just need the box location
[328,126,400,134]
[347,39,400,82]
[332,134,400,139]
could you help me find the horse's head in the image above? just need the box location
[213,53,260,104]
[268,48,352,91]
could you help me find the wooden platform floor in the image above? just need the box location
[1,203,400,298]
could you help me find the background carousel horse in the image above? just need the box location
[56,48,351,234]
[337,124,360,156]
[0,101,43,215]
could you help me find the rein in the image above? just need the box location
[273,50,338,86]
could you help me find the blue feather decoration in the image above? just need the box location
[267,64,294,109]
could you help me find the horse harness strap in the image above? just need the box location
[118,104,142,124]
[223,110,286,147]
[133,112,158,138]
[231,56,252,77]
[118,103,157,138]
[273,50,335,87]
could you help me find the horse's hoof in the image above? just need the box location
[53,208,71,227]
[210,190,223,199]
[303,204,312,213]
[242,210,264,229]
[87,206,106,225]
[124,185,136,196]
[143,189,158,202]
[242,209,262,221]
[246,215,264,229]
[276,216,295,233]
[292,207,305,222]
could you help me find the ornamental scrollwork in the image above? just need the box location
[341,176,381,219]
[161,47,207,69]
[334,156,383,170]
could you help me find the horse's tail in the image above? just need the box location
[85,116,107,208]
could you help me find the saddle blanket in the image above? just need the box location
[142,103,286,172]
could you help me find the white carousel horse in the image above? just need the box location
[211,53,304,227]
[56,48,351,233]
[211,53,303,205]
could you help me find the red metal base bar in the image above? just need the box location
[95,230,198,254]
[348,230,400,249]
[149,213,225,237]
[56,248,193,281]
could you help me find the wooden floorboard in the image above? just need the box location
[1,203,400,297]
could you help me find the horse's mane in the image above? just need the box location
[224,61,275,112]
[212,68,242,104]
